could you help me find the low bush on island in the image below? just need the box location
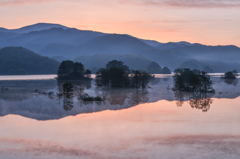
[221,70,238,79]
[79,93,104,101]
[173,68,215,93]
[57,60,91,80]
[96,60,154,88]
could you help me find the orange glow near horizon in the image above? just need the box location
[0,0,240,46]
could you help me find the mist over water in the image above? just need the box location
[0,74,240,159]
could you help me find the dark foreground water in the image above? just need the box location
[0,75,240,159]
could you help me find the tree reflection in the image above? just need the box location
[174,91,185,107]
[188,93,214,112]
[174,91,215,112]
[221,78,238,86]
[95,87,149,107]
[57,80,92,111]
[63,83,74,111]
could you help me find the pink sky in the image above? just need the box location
[0,0,240,46]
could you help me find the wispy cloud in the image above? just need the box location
[0,0,57,5]
[120,0,240,8]
[2,0,240,8]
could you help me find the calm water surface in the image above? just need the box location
[0,74,240,159]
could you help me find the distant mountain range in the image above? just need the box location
[1,23,240,73]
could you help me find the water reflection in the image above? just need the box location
[95,87,149,106]
[57,80,92,111]
[221,78,238,86]
[1,77,240,120]
[0,80,56,101]
[174,91,215,112]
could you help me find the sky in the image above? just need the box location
[0,0,240,46]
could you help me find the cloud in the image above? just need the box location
[0,0,57,5]
[119,0,240,8]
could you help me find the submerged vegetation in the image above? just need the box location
[173,68,215,93]
[95,60,154,88]
[79,93,104,102]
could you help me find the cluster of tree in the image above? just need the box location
[96,60,154,88]
[57,60,91,80]
[222,70,238,79]
[173,68,215,93]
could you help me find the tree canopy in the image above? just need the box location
[173,68,215,93]
[96,60,154,88]
[222,70,238,79]
[57,60,91,80]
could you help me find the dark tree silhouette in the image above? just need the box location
[84,69,91,78]
[222,70,238,79]
[173,68,214,93]
[57,60,91,80]
[96,60,130,87]
[96,60,154,88]
[106,60,130,72]
[130,70,153,88]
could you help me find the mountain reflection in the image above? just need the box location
[174,91,215,112]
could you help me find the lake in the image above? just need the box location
[0,74,240,159]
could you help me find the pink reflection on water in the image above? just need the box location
[0,97,240,158]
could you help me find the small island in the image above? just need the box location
[173,68,215,93]
[57,60,92,80]
[221,70,238,79]
[95,60,154,88]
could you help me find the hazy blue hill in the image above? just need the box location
[0,47,60,75]
[38,43,77,57]
[178,59,240,73]
[2,23,69,34]
[51,56,69,62]
[1,23,240,73]
[0,32,19,47]
[139,39,162,47]
[74,54,162,73]
[156,42,191,50]
[0,27,8,32]
[170,45,240,61]
[23,28,103,52]
[76,34,156,55]
[4,28,65,48]
[2,27,104,52]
